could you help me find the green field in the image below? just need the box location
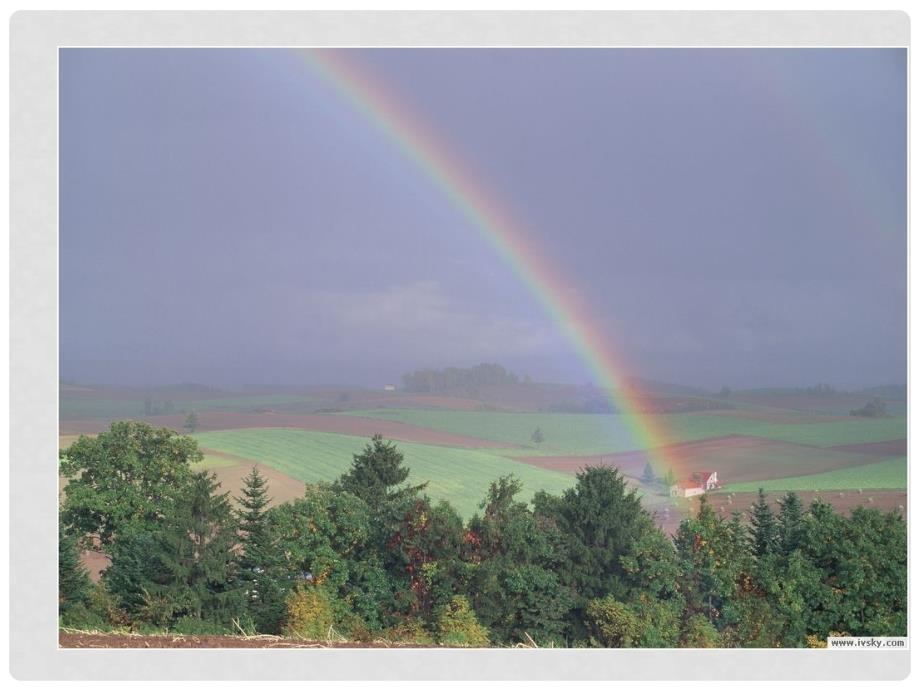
[194,428,576,518]
[720,457,907,493]
[341,408,907,456]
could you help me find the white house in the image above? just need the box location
[669,470,720,498]
[670,482,705,499]
[383,384,396,392]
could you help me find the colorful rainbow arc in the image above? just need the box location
[297,48,679,473]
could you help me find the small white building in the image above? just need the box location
[669,470,720,498]
[383,384,396,392]
[670,482,705,499]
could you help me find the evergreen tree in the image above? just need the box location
[235,467,284,632]
[238,466,271,548]
[642,462,655,484]
[530,427,545,445]
[58,518,92,616]
[533,466,655,640]
[777,492,806,556]
[333,435,426,506]
[749,489,778,557]
[104,471,244,627]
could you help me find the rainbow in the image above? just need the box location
[296,48,680,474]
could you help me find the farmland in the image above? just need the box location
[717,456,907,493]
[193,428,575,519]
[343,407,907,456]
[60,381,908,526]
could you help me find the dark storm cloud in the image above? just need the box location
[59,48,906,388]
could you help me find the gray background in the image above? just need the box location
[9,10,910,680]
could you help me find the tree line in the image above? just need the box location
[59,421,906,647]
[400,363,524,395]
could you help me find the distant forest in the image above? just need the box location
[59,421,906,648]
[401,363,524,395]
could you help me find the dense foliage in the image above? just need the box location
[58,422,907,647]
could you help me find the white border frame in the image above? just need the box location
[9,10,910,680]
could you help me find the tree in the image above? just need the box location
[674,496,754,634]
[584,596,642,647]
[642,462,655,484]
[465,476,573,645]
[533,466,656,640]
[103,471,244,627]
[777,492,806,556]
[530,427,545,445]
[665,468,676,488]
[59,517,92,616]
[59,421,201,550]
[333,435,426,506]
[850,398,889,418]
[235,467,284,631]
[749,489,778,557]
[434,595,489,647]
[184,411,199,434]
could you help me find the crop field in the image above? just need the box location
[342,408,907,456]
[718,457,907,493]
[193,428,575,518]
[60,385,907,526]
[512,434,897,485]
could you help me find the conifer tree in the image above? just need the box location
[334,434,426,505]
[104,471,244,627]
[749,489,778,557]
[777,492,806,556]
[58,518,92,615]
[235,466,286,632]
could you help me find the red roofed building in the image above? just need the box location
[669,470,720,498]
[691,471,720,491]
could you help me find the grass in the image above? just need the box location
[720,457,907,493]
[194,454,242,470]
[340,408,907,456]
[193,428,576,518]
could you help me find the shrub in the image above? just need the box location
[382,617,435,646]
[584,596,642,647]
[434,595,489,647]
[171,616,233,636]
[282,584,335,641]
[59,603,107,631]
[681,614,721,648]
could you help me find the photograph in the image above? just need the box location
[54,44,907,655]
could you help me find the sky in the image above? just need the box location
[59,48,907,390]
